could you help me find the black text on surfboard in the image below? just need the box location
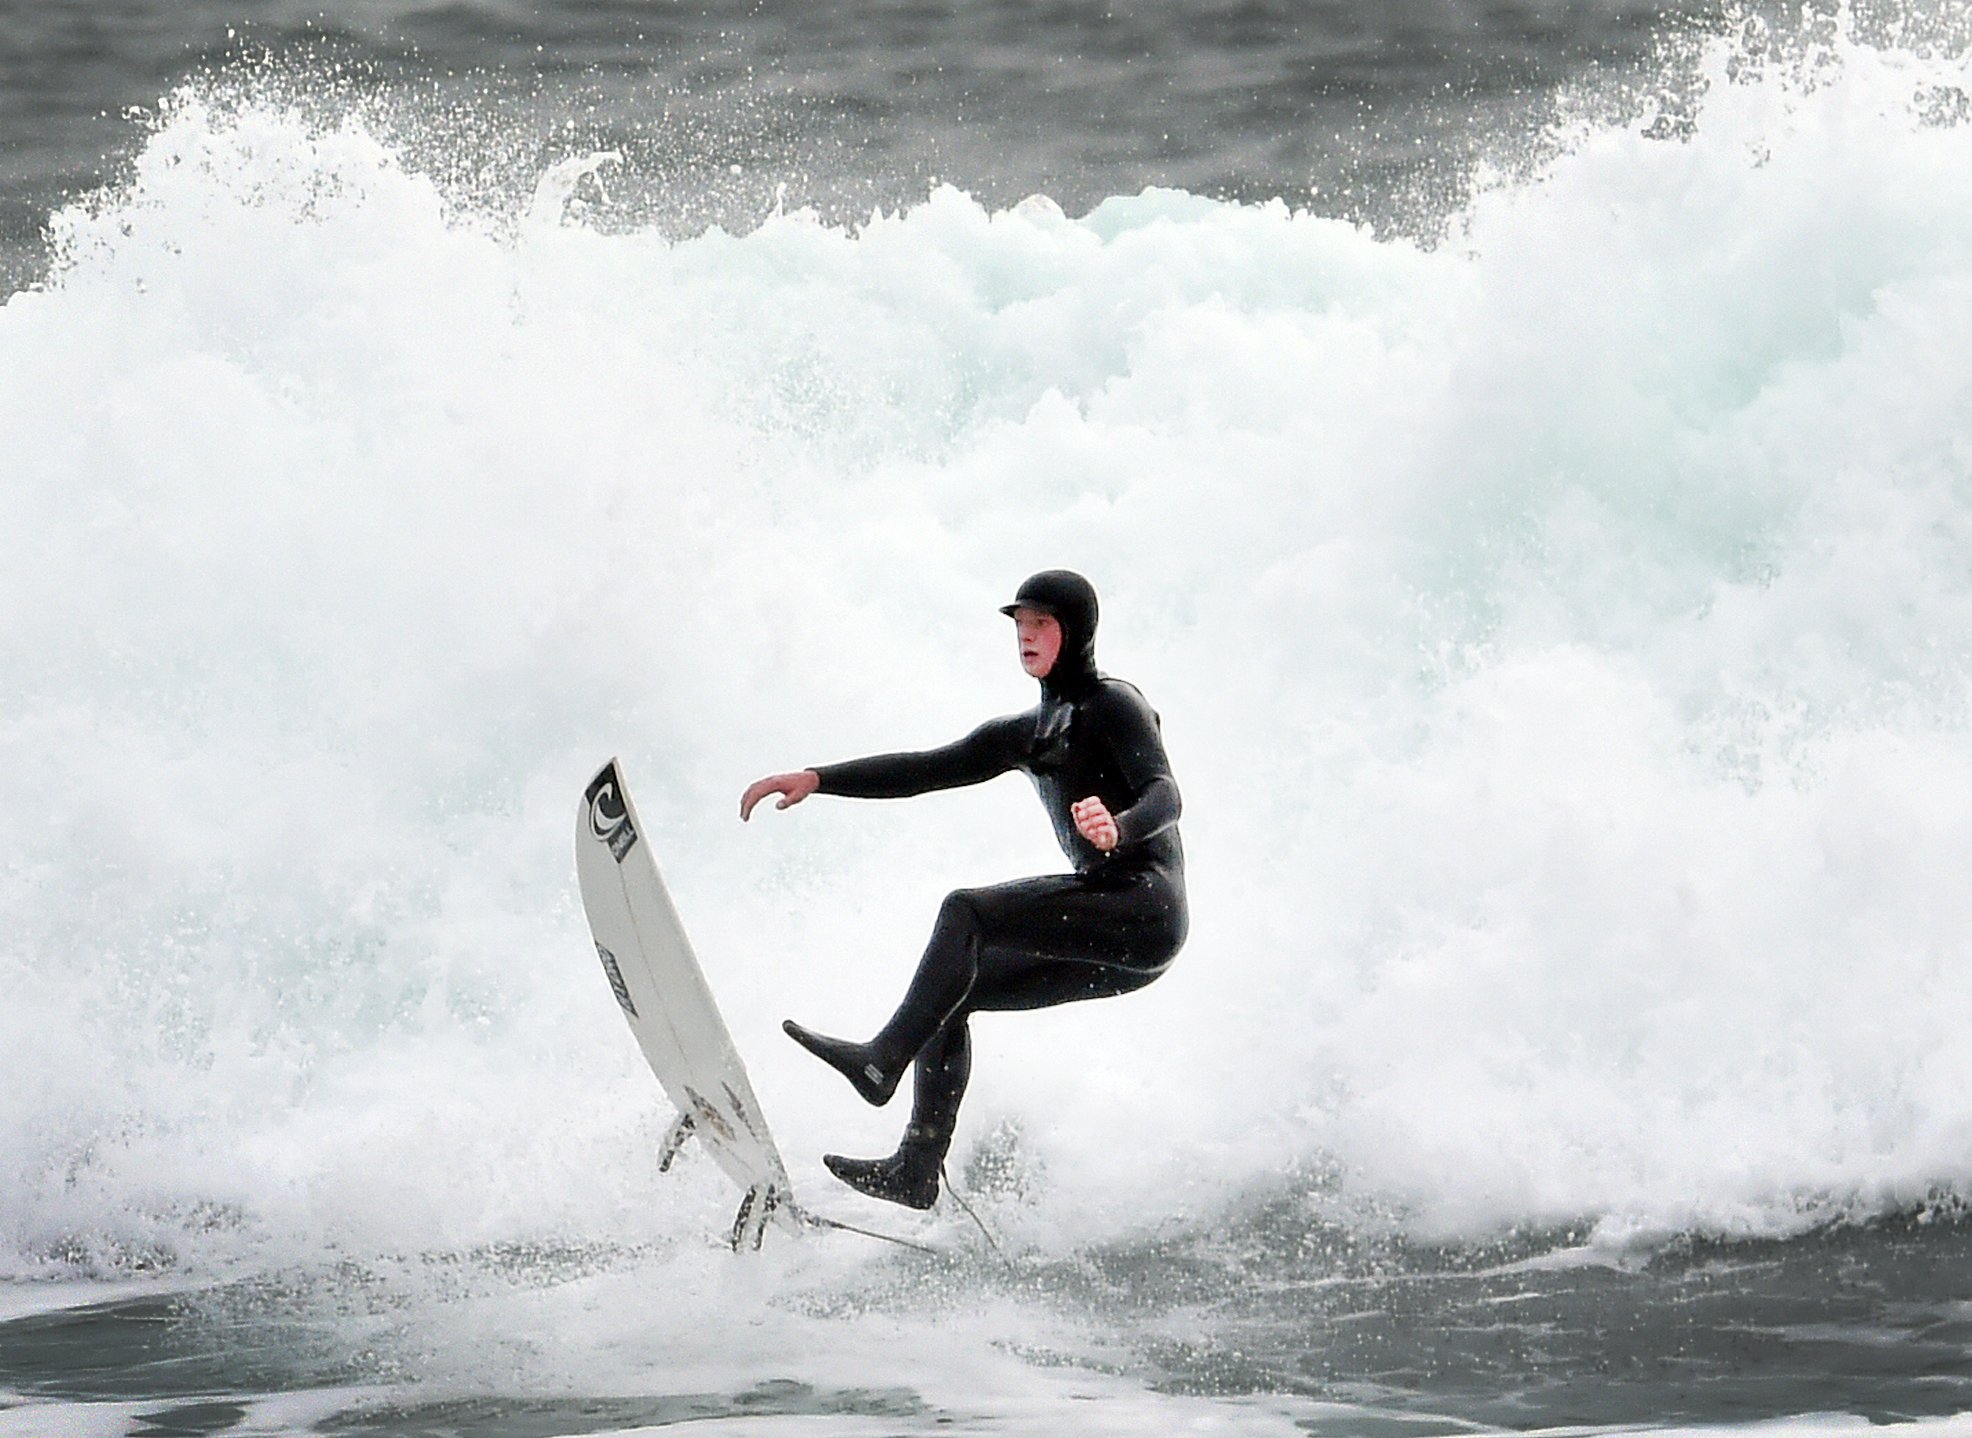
[594,942,638,1018]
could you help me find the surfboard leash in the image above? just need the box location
[941,1163,1016,1274]
[791,1203,944,1257]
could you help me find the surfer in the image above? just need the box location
[740,570,1187,1209]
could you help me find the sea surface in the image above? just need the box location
[7,1,1972,1435]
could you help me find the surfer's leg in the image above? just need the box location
[796,869,1184,1192]
[967,949,1163,1011]
[965,868,1184,1011]
[909,1018,971,1153]
[817,873,1183,1208]
[868,891,986,1062]
[784,890,985,1106]
[823,1019,969,1210]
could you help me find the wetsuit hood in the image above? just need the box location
[1000,569,1100,699]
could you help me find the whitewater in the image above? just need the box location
[5,11,1972,1434]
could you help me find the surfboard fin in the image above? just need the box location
[657,1112,696,1173]
[730,1182,783,1252]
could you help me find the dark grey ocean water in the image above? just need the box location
[12,1206,1972,1435]
[1,0,1707,295]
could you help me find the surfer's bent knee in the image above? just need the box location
[937,889,986,934]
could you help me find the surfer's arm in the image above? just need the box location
[810,716,1026,799]
[1093,684,1182,849]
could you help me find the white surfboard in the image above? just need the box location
[575,758,800,1248]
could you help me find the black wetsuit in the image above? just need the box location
[810,579,1187,1160]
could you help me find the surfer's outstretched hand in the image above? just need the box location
[1072,795,1119,851]
[742,769,821,820]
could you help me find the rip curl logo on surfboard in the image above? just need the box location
[584,765,639,862]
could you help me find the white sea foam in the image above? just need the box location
[3,13,1972,1311]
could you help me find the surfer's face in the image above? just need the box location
[1013,608,1063,679]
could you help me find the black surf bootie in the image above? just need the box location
[823,1127,945,1210]
[783,1019,901,1106]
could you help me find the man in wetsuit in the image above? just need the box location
[740,569,1187,1209]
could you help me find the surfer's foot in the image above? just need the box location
[782,1019,901,1106]
[823,1147,941,1211]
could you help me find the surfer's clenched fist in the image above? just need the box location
[741,769,821,820]
[1071,795,1119,851]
